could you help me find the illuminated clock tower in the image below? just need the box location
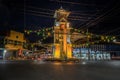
[53,7,72,59]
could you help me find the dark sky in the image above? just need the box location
[0,0,120,42]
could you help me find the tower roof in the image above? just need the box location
[54,7,70,19]
[58,6,68,12]
[60,6,63,10]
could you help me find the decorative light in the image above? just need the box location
[113,39,116,42]
[27,31,30,34]
[49,28,51,30]
[43,33,45,36]
[43,37,46,39]
[46,28,48,31]
[101,36,104,40]
[48,32,51,36]
[92,42,94,44]
[88,35,90,38]
[112,36,115,39]
[37,32,40,35]
[24,30,27,33]
[106,36,108,39]
[78,30,80,32]
[75,29,77,31]
[107,39,110,43]
[29,30,32,33]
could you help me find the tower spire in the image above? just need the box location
[60,6,63,9]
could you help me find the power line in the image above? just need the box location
[22,1,118,34]
[80,1,120,30]
[73,11,99,29]
[21,9,91,21]
[49,0,97,6]
[22,5,97,22]
[69,16,90,19]
[69,0,118,29]
[104,27,120,35]
[27,7,93,18]
[26,10,53,15]
[27,6,54,12]
[71,12,98,17]
[25,9,92,19]
[28,5,97,17]
[24,12,89,21]
[75,0,119,32]
[23,12,53,18]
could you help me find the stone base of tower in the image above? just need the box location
[54,44,60,58]
[53,44,72,59]
[67,44,72,58]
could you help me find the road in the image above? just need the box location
[0,60,120,80]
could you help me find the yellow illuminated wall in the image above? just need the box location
[54,23,72,59]
[5,30,26,50]
[54,44,60,58]
[67,44,72,58]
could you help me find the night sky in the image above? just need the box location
[0,0,120,42]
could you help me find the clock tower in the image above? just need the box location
[53,7,72,59]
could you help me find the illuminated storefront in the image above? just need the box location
[72,46,111,60]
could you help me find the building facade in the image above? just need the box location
[4,30,26,50]
[0,30,26,59]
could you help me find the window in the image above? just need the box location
[9,40,13,44]
[16,36,18,38]
[14,41,17,45]
[4,39,8,44]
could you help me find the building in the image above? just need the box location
[72,45,111,60]
[53,7,72,59]
[4,30,26,50]
[0,30,26,59]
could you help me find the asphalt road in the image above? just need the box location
[0,60,120,80]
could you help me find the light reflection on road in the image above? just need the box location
[0,60,120,80]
